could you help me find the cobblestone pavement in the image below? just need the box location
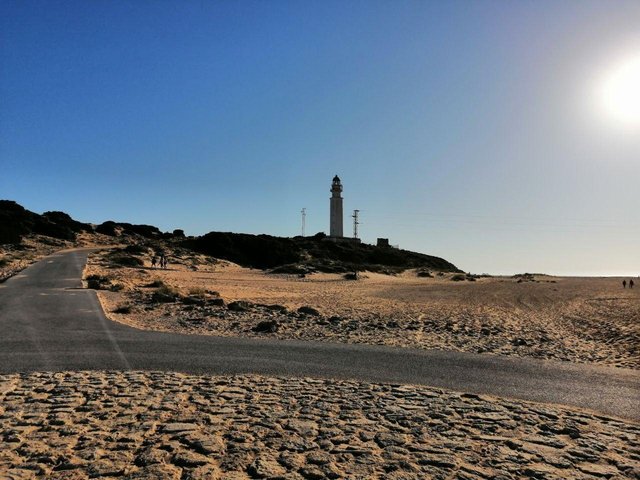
[1,371,638,479]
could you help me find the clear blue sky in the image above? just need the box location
[2,0,639,275]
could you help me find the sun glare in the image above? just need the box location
[599,54,640,129]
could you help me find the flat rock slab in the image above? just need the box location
[161,423,199,434]
[1,371,639,479]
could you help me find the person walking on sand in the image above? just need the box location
[630,279,634,289]
[622,279,627,289]
[151,255,157,268]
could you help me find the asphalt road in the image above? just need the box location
[1,249,638,421]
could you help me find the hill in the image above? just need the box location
[0,200,183,244]
[0,200,460,273]
[183,232,460,273]
[0,200,92,244]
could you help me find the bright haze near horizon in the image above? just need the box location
[1,1,639,276]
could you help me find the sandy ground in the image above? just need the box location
[86,249,640,369]
[0,239,640,480]
[1,371,638,479]
[2,243,639,478]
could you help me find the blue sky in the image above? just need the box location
[2,0,639,275]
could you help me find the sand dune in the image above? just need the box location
[86,249,640,369]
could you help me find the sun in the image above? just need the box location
[599,54,640,128]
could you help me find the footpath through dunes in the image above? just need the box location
[0,249,639,423]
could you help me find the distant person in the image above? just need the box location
[151,256,157,268]
[622,279,627,289]
[630,279,634,289]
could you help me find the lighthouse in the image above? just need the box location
[330,175,343,238]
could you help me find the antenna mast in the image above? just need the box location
[352,209,360,239]
[301,208,306,237]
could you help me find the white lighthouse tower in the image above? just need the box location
[329,175,343,238]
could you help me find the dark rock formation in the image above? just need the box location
[0,200,92,244]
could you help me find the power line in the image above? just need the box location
[352,209,360,239]
[370,211,638,229]
[361,218,640,234]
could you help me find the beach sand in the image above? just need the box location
[86,248,640,369]
[2,244,639,478]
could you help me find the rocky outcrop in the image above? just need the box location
[0,200,92,244]
[183,231,460,273]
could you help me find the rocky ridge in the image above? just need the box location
[1,200,460,277]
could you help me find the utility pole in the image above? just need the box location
[352,209,360,239]
[301,208,306,237]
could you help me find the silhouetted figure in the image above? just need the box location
[630,279,634,289]
[622,280,627,289]
[151,256,157,268]
[159,254,167,269]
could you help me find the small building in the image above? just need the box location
[377,238,390,248]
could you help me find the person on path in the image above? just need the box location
[151,256,157,268]
[622,279,627,288]
[630,279,634,289]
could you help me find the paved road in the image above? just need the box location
[1,249,638,421]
